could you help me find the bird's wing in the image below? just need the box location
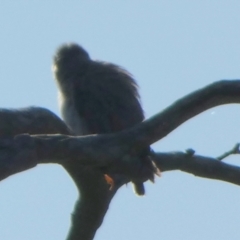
[73,62,144,134]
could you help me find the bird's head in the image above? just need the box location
[52,43,90,86]
[54,43,90,66]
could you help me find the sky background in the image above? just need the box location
[0,1,240,240]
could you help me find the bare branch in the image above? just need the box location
[217,143,240,160]
[0,107,70,136]
[152,151,240,185]
[0,107,127,240]
[0,107,70,180]
[125,80,240,147]
[2,81,240,180]
[0,132,149,183]
[0,134,37,180]
[1,80,240,240]
[65,168,123,240]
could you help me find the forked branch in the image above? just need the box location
[0,80,240,240]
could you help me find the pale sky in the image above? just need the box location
[0,1,240,240]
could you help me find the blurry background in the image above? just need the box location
[0,1,240,239]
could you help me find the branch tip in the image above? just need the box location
[217,143,240,161]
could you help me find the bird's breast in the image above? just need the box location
[58,91,89,136]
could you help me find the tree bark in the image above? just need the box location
[0,80,240,240]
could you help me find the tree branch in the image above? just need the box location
[152,151,240,185]
[0,107,128,240]
[0,107,70,180]
[125,80,240,148]
[1,80,240,240]
[0,107,70,136]
[217,143,240,160]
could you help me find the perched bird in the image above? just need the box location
[52,43,158,195]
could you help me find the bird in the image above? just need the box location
[52,43,159,195]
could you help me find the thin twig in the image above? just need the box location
[216,143,240,160]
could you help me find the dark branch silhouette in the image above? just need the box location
[0,80,240,240]
[126,80,240,146]
[152,151,240,185]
